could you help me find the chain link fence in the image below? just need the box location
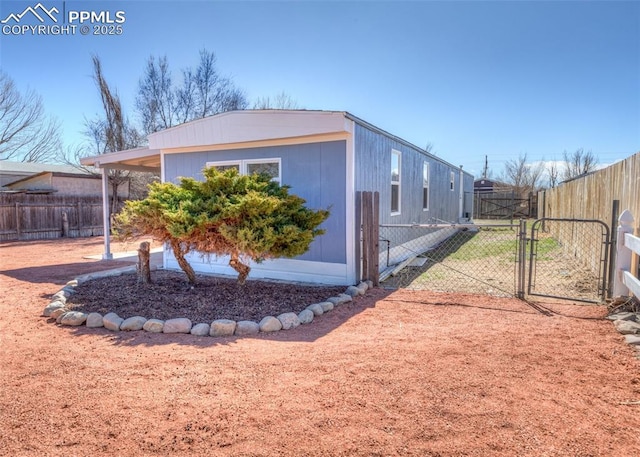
[378,219,610,303]
[379,223,523,297]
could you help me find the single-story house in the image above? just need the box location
[473,178,510,194]
[81,110,474,285]
[0,161,129,197]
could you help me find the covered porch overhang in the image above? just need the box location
[80,147,161,260]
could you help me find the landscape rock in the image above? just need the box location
[49,307,68,319]
[55,312,67,324]
[259,316,283,332]
[320,302,334,313]
[235,320,259,336]
[306,303,324,316]
[143,319,164,333]
[366,280,374,289]
[59,311,87,326]
[163,318,192,334]
[277,312,300,330]
[51,290,70,302]
[61,286,76,296]
[327,294,353,306]
[86,313,104,328]
[606,312,638,322]
[103,312,124,332]
[357,282,369,293]
[120,316,147,331]
[624,334,640,345]
[345,285,361,297]
[298,309,314,324]
[613,319,640,335]
[210,319,236,337]
[43,301,66,317]
[190,323,210,336]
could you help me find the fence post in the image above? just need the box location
[607,200,620,298]
[62,212,69,237]
[371,192,380,286]
[77,200,83,237]
[612,209,634,296]
[361,191,371,284]
[517,218,527,299]
[359,191,380,286]
[15,202,21,239]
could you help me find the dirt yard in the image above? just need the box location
[1,237,639,456]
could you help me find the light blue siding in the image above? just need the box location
[163,141,347,264]
[353,122,473,224]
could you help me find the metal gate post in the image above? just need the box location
[517,218,527,299]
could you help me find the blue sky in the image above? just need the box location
[1,0,638,179]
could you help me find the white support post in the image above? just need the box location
[612,209,634,296]
[101,166,113,260]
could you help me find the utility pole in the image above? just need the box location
[482,155,489,179]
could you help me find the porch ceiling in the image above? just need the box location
[80,147,161,173]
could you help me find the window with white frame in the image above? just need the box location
[450,171,455,191]
[423,162,430,210]
[391,149,401,215]
[206,158,281,184]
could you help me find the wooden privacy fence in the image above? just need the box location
[539,152,640,225]
[0,194,104,241]
[474,191,537,220]
[613,209,640,299]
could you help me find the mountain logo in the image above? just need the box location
[1,3,59,24]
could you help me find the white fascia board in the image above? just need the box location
[80,147,161,169]
[148,111,351,150]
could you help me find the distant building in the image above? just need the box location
[0,161,129,197]
[473,178,508,193]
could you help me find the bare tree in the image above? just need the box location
[136,55,174,134]
[174,67,197,125]
[253,91,301,110]
[138,49,248,129]
[0,71,61,162]
[547,161,560,188]
[500,153,545,196]
[192,49,247,117]
[88,55,143,212]
[562,148,598,181]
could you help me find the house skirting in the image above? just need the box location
[164,249,351,285]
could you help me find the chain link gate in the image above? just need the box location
[378,222,527,298]
[527,218,610,303]
[377,219,610,303]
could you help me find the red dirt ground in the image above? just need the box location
[1,237,639,456]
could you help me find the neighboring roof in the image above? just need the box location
[4,171,100,188]
[0,160,94,175]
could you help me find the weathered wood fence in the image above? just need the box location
[538,152,640,224]
[474,191,537,220]
[613,210,640,298]
[0,194,104,241]
[358,191,380,286]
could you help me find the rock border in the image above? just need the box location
[606,310,640,359]
[42,267,374,338]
